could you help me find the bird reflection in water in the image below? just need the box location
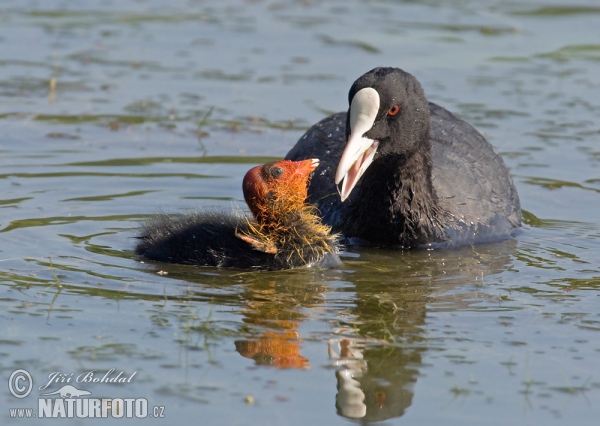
[234,280,314,369]
[235,321,309,369]
[329,328,418,421]
[227,240,516,421]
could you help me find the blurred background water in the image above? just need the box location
[1,0,599,424]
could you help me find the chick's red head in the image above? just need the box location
[243,159,319,222]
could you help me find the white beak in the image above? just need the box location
[335,87,380,202]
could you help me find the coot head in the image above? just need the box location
[337,67,430,201]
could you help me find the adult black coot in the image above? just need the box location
[135,159,341,270]
[286,67,521,248]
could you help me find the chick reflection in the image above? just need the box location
[235,320,309,369]
[234,279,323,369]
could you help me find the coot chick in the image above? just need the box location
[286,67,521,248]
[135,159,341,270]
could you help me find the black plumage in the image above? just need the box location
[135,210,341,270]
[135,160,341,270]
[286,67,521,248]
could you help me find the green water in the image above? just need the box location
[1,0,599,424]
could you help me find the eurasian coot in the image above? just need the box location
[135,159,341,270]
[286,67,521,248]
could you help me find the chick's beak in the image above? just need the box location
[296,158,320,178]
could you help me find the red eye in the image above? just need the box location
[388,105,400,116]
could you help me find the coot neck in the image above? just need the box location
[340,139,446,247]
